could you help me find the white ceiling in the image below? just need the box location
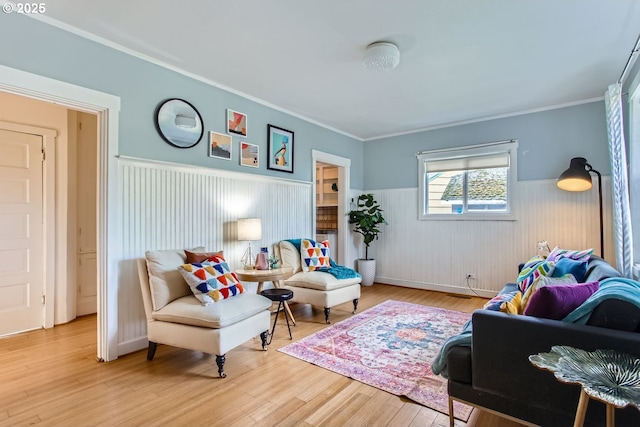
[39,0,640,140]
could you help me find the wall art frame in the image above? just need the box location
[209,131,232,160]
[267,124,294,173]
[227,109,247,137]
[240,142,259,168]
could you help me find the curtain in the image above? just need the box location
[605,83,634,277]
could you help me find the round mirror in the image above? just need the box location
[155,98,204,148]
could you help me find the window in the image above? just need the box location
[417,140,518,219]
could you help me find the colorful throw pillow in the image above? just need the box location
[521,274,577,310]
[184,249,224,264]
[547,246,593,263]
[483,291,519,311]
[517,257,555,293]
[178,255,244,305]
[524,281,600,320]
[552,258,588,282]
[500,292,523,315]
[300,239,330,272]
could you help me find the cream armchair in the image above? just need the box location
[277,240,361,323]
[137,249,272,377]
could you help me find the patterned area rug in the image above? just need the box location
[278,299,473,421]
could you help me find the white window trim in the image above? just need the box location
[417,140,518,221]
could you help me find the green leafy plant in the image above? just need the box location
[347,193,388,260]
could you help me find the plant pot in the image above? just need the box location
[357,259,376,286]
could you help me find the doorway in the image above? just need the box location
[312,150,351,266]
[0,93,98,334]
[0,64,120,361]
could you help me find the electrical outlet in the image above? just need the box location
[466,273,476,279]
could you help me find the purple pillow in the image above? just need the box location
[524,281,599,320]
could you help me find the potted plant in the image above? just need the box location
[347,193,387,286]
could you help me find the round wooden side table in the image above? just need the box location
[530,345,640,427]
[235,267,295,325]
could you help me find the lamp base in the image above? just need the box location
[240,244,254,269]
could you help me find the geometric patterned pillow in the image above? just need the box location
[517,258,555,293]
[178,255,244,305]
[547,246,593,263]
[300,239,330,272]
[483,290,520,311]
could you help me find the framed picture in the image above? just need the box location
[209,131,232,160]
[240,142,259,168]
[227,109,247,137]
[267,124,294,173]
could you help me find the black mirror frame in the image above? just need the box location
[154,98,204,149]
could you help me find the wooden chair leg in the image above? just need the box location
[449,396,455,427]
[260,330,268,350]
[324,307,331,324]
[146,341,158,360]
[353,298,359,313]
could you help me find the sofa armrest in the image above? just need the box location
[471,310,640,404]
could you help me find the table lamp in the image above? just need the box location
[237,218,262,268]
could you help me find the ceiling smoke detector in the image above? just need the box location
[363,41,400,71]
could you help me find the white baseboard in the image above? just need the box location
[375,276,497,298]
[118,336,148,356]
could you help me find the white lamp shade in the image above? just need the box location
[237,218,262,241]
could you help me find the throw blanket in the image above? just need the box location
[285,239,361,280]
[431,277,640,378]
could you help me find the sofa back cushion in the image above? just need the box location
[145,248,203,311]
[584,255,622,282]
[279,240,302,273]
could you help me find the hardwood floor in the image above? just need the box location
[0,284,527,427]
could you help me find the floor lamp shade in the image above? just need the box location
[557,157,604,258]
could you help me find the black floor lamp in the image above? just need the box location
[557,157,603,258]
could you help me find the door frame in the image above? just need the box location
[0,64,121,362]
[0,120,56,329]
[311,150,350,266]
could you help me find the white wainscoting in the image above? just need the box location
[116,157,312,355]
[368,178,613,297]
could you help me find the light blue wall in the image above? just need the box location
[0,14,364,188]
[363,101,609,190]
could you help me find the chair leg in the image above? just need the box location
[260,330,268,350]
[353,298,359,313]
[216,354,227,378]
[448,396,455,427]
[146,341,158,360]
[324,307,331,324]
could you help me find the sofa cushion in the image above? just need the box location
[284,271,360,291]
[517,257,555,293]
[524,281,599,320]
[547,246,593,263]
[584,255,622,282]
[152,292,272,329]
[521,274,578,309]
[178,256,245,305]
[483,291,519,312]
[587,299,640,332]
[146,247,204,311]
[300,239,330,271]
[184,249,224,264]
[552,258,588,282]
[279,240,302,273]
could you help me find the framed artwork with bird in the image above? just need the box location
[267,124,294,173]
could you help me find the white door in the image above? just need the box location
[0,128,44,336]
